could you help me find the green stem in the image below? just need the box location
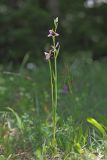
[54,58,57,141]
[49,60,54,112]
[52,36,58,147]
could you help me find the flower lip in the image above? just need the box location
[48,29,59,37]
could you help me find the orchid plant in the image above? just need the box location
[44,17,60,152]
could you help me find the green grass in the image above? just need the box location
[0,55,107,159]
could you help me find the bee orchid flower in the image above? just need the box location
[48,30,59,37]
[44,49,53,60]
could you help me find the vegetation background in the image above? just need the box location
[0,0,107,63]
[0,0,107,159]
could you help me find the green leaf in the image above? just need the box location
[87,117,106,137]
[8,107,24,133]
[75,143,84,154]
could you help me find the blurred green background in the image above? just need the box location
[1,1,107,159]
[0,0,107,63]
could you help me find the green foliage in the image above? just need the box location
[0,0,51,62]
[1,1,107,62]
[0,56,107,159]
[0,155,12,160]
[60,0,107,58]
